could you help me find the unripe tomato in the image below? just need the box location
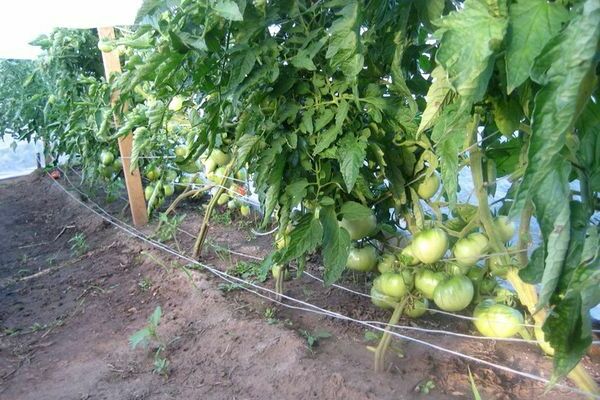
[473,300,524,338]
[339,214,377,241]
[144,185,155,201]
[370,286,396,310]
[494,216,515,243]
[168,95,185,112]
[100,150,114,166]
[377,253,397,274]
[433,275,474,312]
[174,145,189,161]
[163,184,175,197]
[534,327,555,356]
[98,166,114,179]
[271,264,291,281]
[346,246,378,272]
[404,298,429,318]
[204,158,218,175]
[453,233,488,267]
[240,205,250,217]
[227,200,237,210]
[146,166,161,181]
[217,193,229,206]
[415,173,440,199]
[165,170,178,182]
[235,169,247,181]
[446,262,470,276]
[399,244,420,266]
[112,158,122,171]
[486,255,506,277]
[379,272,409,298]
[97,39,115,52]
[210,149,231,166]
[415,270,447,299]
[412,228,448,264]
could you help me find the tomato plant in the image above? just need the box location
[1,0,599,392]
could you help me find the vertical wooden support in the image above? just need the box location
[97,27,148,226]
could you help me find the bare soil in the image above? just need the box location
[0,172,598,400]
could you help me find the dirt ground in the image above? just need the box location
[0,172,598,400]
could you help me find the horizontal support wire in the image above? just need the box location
[47,169,600,399]
[62,167,600,335]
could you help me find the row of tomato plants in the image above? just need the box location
[1,0,599,394]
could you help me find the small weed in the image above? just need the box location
[154,213,186,244]
[468,367,483,400]
[299,329,332,352]
[129,306,169,376]
[212,209,232,225]
[20,254,29,265]
[415,379,436,394]
[68,232,88,256]
[218,282,244,293]
[138,277,153,292]
[29,322,48,333]
[364,330,381,343]
[264,307,278,324]
[227,260,268,283]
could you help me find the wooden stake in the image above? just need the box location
[97,27,148,226]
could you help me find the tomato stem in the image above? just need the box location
[374,297,408,373]
[192,160,235,258]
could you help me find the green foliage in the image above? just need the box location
[1,0,599,384]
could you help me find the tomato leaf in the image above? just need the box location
[434,0,508,104]
[337,133,367,192]
[277,214,323,264]
[339,201,372,220]
[505,0,568,94]
[320,207,351,285]
[431,104,471,205]
[417,66,453,135]
[313,125,341,155]
[532,160,571,312]
[213,0,244,21]
[511,0,600,217]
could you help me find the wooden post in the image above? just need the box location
[97,27,148,226]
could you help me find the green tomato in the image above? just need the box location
[100,150,114,166]
[415,173,440,199]
[217,193,229,206]
[98,165,114,179]
[210,149,231,166]
[487,255,509,277]
[446,262,470,276]
[433,275,474,312]
[174,145,189,161]
[144,185,155,201]
[227,200,237,210]
[240,205,251,217]
[168,95,185,112]
[473,300,524,338]
[404,298,429,318]
[235,169,247,181]
[379,272,410,298]
[494,216,515,243]
[399,244,420,266]
[415,270,447,300]
[346,246,378,272]
[453,233,488,267]
[272,264,291,281]
[370,286,396,310]
[145,166,162,181]
[534,327,555,356]
[112,158,123,171]
[339,214,377,241]
[377,253,397,274]
[163,184,175,197]
[412,228,448,264]
[97,39,114,52]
